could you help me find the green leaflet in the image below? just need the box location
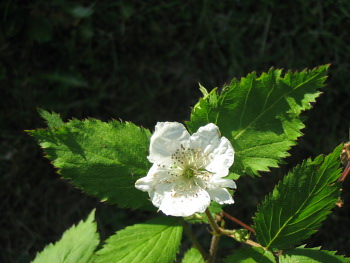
[279,247,349,263]
[31,210,99,263]
[223,247,276,263]
[37,108,64,128]
[187,65,328,177]
[254,145,342,250]
[96,217,183,263]
[28,117,153,210]
[182,247,205,263]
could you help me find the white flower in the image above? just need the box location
[135,122,236,217]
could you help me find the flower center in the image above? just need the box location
[183,167,195,179]
[170,144,212,181]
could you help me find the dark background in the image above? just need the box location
[1,1,349,262]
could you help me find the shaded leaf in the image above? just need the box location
[28,15,53,43]
[223,247,276,263]
[279,247,349,263]
[40,73,88,88]
[70,6,94,18]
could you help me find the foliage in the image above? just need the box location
[279,246,349,263]
[31,210,99,263]
[224,247,275,263]
[28,118,153,210]
[96,217,183,263]
[254,145,342,249]
[182,248,206,263]
[187,65,328,177]
[2,1,350,261]
[26,66,349,262]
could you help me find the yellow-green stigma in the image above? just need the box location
[183,167,195,179]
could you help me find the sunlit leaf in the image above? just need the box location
[32,210,99,263]
[28,118,153,210]
[187,66,329,177]
[96,217,182,263]
[254,145,342,249]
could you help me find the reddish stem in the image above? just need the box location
[222,212,256,234]
[338,162,350,182]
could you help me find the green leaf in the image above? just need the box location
[31,210,99,263]
[279,247,349,263]
[28,118,153,210]
[182,247,205,263]
[187,65,329,177]
[96,217,183,263]
[254,145,343,250]
[223,247,276,263]
[37,108,64,128]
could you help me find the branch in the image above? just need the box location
[179,219,208,260]
[222,211,256,233]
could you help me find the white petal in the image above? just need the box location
[149,190,165,208]
[211,178,237,189]
[159,188,211,217]
[146,163,174,179]
[135,164,170,192]
[135,164,173,192]
[135,176,154,192]
[206,137,234,173]
[148,122,190,164]
[190,123,221,155]
[207,187,234,204]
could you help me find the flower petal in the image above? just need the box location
[148,122,190,165]
[159,187,211,217]
[135,176,154,192]
[207,187,234,204]
[149,189,165,208]
[212,177,237,189]
[190,123,221,155]
[135,122,237,216]
[206,137,234,173]
[135,164,172,192]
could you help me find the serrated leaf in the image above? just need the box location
[254,145,342,250]
[187,65,329,177]
[32,210,99,263]
[279,247,349,263]
[182,247,205,263]
[223,247,276,263]
[28,118,153,210]
[96,217,183,263]
[37,108,64,128]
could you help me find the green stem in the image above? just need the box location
[205,209,222,263]
[179,219,208,260]
[207,234,220,263]
[205,209,264,250]
[205,209,221,234]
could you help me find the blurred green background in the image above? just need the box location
[1,0,349,262]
